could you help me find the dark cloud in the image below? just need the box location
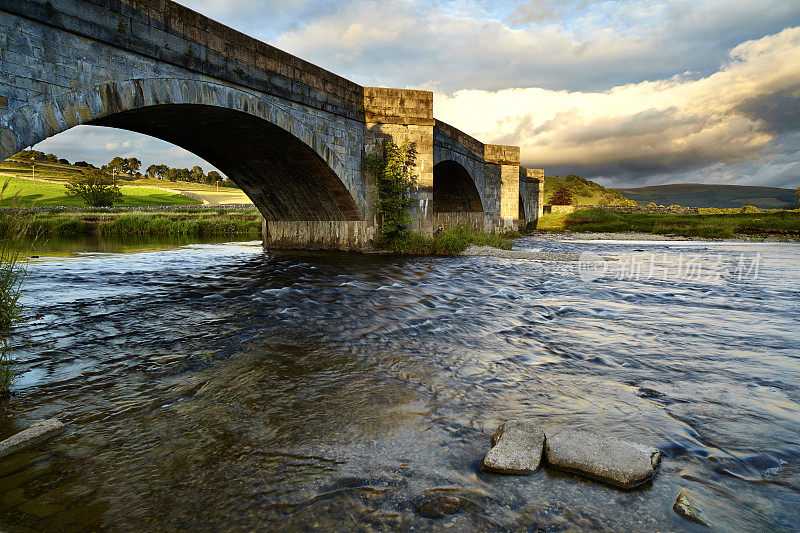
[735,90,800,135]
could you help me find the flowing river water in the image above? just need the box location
[0,235,798,531]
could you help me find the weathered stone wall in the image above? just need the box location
[575,205,701,214]
[544,205,701,215]
[363,87,435,234]
[519,167,543,225]
[484,145,520,229]
[432,212,485,233]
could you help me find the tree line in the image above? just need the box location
[13,150,236,188]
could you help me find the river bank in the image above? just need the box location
[538,208,800,240]
[0,207,262,237]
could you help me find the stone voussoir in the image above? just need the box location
[544,429,660,488]
[480,420,545,474]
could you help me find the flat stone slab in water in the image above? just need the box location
[0,419,66,459]
[481,420,545,474]
[544,429,660,488]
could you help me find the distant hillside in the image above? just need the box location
[613,184,798,209]
[544,174,636,206]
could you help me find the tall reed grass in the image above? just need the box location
[0,181,27,397]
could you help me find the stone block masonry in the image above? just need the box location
[1,0,528,249]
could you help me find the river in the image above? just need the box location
[0,235,798,531]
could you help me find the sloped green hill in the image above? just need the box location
[544,174,636,206]
[613,184,797,209]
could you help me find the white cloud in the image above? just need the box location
[432,27,800,185]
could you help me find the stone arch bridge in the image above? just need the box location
[0,0,543,249]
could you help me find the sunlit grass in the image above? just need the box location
[0,209,262,237]
[563,208,800,238]
[383,226,517,256]
[0,176,201,207]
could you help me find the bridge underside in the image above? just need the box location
[91,104,362,222]
[433,160,483,213]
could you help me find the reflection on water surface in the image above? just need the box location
[1,236,798,531]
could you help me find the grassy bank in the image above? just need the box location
[0,208,262,238]
[383,226,519,256]
[560,208,800,238]
[0,176,201,207]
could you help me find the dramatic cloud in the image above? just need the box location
[433,27,800,185]
[272,0,800,92]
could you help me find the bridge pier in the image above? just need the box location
[520,168,545,228]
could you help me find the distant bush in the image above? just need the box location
[740,205,760,213]
[699,207,724,215]
[548,186,574,205]
[667,204,682,209]
[646,202,658,208]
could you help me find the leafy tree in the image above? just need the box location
[58,158,70,165]
[146,164,168,179]
[190,165,205,183]
[65,168,123,207]
[364,139,417,240]
[125,157,141,174]
[205,170,221,185]
[44,153,58,163]
[107,156,126,175]
[548,186,574,205]
[73,161,91,168]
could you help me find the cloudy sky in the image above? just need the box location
[33,0,800,188]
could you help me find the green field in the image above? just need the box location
[0,175,201,207]
[559,208,800,238]
[544,175,636,206]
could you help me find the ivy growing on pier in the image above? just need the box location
[364,139,418,242]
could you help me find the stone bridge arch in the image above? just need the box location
[432,160,484,213]
[1,78,364,223]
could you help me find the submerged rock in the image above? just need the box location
[481,420,545,474]
[544,429,660,488]
[414,495,461,518]
[673,488,710,526]
[0,419,66,459]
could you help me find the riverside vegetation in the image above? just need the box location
[541,208,800,238]
[0,208,263,238]
[0,186,26,397]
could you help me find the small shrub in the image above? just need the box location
[66,168,123,207]
[740,205,760,213]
